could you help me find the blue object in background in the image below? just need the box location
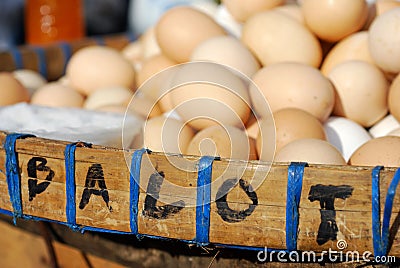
[0,0,25,51]
[128,0,216,37]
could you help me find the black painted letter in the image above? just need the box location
[27,157,55,201]
[308,184,353,245]
[216,178,258,223]
[142,171,185,219]
[79,164,112,211]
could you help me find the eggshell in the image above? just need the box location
[168,62,251,130]
[186,125,256,160]
[241,10,322,67]
[255,115,276,162]
[190,35,260,78]
[155,6,226,63]
[13,69,47,96]
[83,86,133,110]
[369,114,400,138]
[143,115,195,154]
[30,82,84,108]
[388,73,400,122]
[246,117,260,140]
[349,136,400,167]
[251,62,335,122]
[368,8,400,73]
[275,138,346,165]
[328,60,389,127]
[125,94,162,119]
[320,31,375,76]
[121,40,143,66]
[0,72,30,105]
[302,0,368,42]
[270,108,326,152]
[376,0,400,16]
[387,127,400,137]
[273,4,305,24]
[66,46,136,95]
[324,116,372,162]
[136,54,177,90]
[139,26,162,60]
[222,0,285,22]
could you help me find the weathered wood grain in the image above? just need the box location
[0,131,399,259]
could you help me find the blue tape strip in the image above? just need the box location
[372,166,384,257]
[4,133,35,224]
[195,156,214,246]
[58,42,72,75]
[9,48,23,69]
[31,46,47,79]
[371,166,400,261]
[382,167,400,255]
[65,143,79,231]
[286,162,307,252]
[130,148,148,235]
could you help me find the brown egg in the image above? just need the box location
[13,69,47,96]
[222,0,285,22]
[349,136,400,167]
[83,86,133,110]
[246,116,260,140]
[126,94,162,119]
[190,35,260,78]
[328,60,389,127]
[321,31,375,76]
[302,0,368,42]
[66,46,136,95]
[251,62,335,122]
[275,138,346,165]
[255,114,276,162]
[143,115,195,154]
[0,72,30,105]
[273,4,305,24]
[269,108,326,152]
[168,62,251,130]
[186,125,256,160]
[368,8,400,73]
[31,82,84,108]
[376,0,400,16]
[241,10,322,67]
[121,40,143,69]
[135,54,177,91]
[155,6,226,63]
[388,73,400,122]
[139,26,162,60]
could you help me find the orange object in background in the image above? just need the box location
[25,0,85,45]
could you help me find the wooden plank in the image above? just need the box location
[0,131,399,258]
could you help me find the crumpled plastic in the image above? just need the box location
[0,103,143,148]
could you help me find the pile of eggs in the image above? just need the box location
[2,0,400,168]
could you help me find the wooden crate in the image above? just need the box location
[0,131,399,266]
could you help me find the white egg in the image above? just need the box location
[369,114,400,138]
[13,69,47,96]
[324,116,372,162]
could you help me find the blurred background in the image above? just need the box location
[0,0,132,51]
[0,0,221,51]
